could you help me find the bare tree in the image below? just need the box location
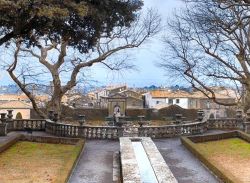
[159,0,250,111]
[7,10,161,118]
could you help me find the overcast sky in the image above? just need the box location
[0,0,184,87]
[89,0,184,87]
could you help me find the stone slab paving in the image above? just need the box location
[154,138,220,183]
[69,140,119,183]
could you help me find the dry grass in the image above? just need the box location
[196,138,250,183]
[0,141,81,183]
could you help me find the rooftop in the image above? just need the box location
[150,89,236,99]
[0,100,32,109]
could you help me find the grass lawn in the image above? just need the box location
[0,141,82,183]
[196,138,250,183]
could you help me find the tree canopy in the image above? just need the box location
[0,0,143,53]
[5,3,160,118]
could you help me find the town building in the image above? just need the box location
[98,85,144,109]
[144,88,237,118]
[0,100,32,119]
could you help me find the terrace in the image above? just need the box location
[0,109,249,183]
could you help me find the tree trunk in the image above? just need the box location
[244,86,250,112]
[47,92,63,119]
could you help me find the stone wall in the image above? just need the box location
[31,105,198,121]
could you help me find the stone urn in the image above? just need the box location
[53,113,59,123]
[48,110,54,120]
[138,115,145,127]
[78,115,86,126]
[7,110,13,120]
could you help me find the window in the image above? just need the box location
[168,99,173,104]
[176,99,180,104]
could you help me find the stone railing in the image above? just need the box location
[45,120,124,139]
[207,118,243,130]
[7,119,46,131]
[2,116,246,139]
[138,121,208,138]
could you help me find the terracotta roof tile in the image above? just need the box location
[0,101,32,109]
[150,90,192,98]
[151,90,236,99]
[0,94,29,101]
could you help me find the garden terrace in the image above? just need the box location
[181,130,250,183]
[0,134,84,183]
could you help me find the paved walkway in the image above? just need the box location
[69,138,218,183]
[0,132,219,183]
[154,138,219,183]
[69,140,119,183]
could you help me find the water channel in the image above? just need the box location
[132,141,158,183]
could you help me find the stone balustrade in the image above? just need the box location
[45,120,124,139]
[7,119,46,131]
[207,118,242,130]
[1,115,247,139]
[138,121,208,138]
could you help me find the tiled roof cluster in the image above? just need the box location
[150,89,236,99]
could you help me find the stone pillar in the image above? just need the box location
[236,109,243,129]
[244,109,250,133]
[6,110,14,131]
[236,109,243,119]
[0,113,7,136]
[0,113,6,123]
[0,123,7,136]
